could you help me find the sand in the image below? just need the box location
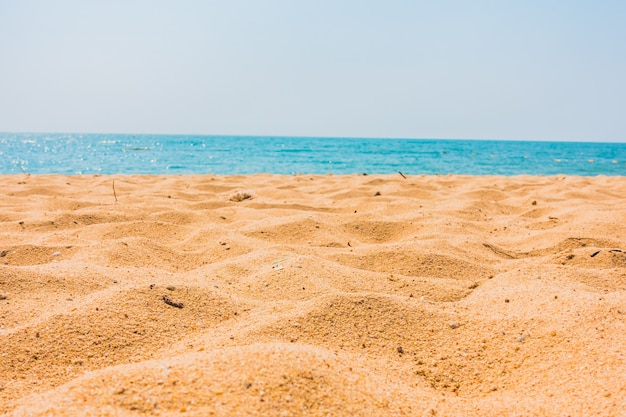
[0,173,624,416]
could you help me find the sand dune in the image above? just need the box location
[1,174,625,416]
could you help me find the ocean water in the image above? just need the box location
[0,133,625,176]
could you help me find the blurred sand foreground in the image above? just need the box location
[0,174,624,416]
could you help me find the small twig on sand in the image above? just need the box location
[163,295,184,308]
[398,171,407,179]
[112,180,118,203]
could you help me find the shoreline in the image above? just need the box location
[1,174,625,416]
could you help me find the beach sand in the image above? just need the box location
[0,174,624,416]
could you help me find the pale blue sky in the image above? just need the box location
[0,0,624,141]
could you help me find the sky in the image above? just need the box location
[0,0,625,142]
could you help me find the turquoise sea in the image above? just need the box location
[1,133,625,176]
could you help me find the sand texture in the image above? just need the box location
[1,174,625,416]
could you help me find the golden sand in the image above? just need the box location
[0,174,625,416]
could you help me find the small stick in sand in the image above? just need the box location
[398,171,407,179]
[112,180,118,203]
[163,295,184,308]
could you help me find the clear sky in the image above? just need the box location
[0,0,625,141]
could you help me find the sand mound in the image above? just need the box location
[10,343,435,417]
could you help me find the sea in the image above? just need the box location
[1,133,625,176]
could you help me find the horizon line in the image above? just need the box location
[1,130,624,144]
